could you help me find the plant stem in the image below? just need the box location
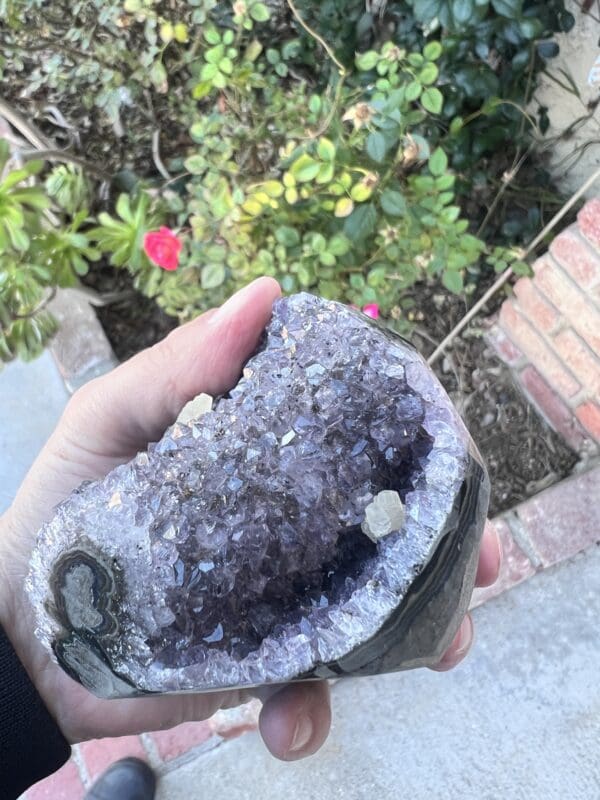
[12,287,57,322]
[427,165,600,366]
[0,97,51,150]
[286,0,347,76]
[20,149,111,181]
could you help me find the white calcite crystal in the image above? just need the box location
[361,490,405,542]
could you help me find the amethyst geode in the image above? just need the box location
[28,293,489,698]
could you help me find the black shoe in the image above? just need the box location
[84,757,157,800]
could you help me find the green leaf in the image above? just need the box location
[204,27,221,45]
[116,193,133,223]
[412,0,443,23]
[519,18,543,39]
[380,190,407,216]
[423,41,442,61]
[218,57,234,75]
[200,63,218,80]
[355,50,379,71]
[309,95,322,114]
[317,138,336,162]
[184,154,207,174]
[290,154,320,183]
[421,87,443,113]
[328,235,350,256]
[319,251,336,266]
[244,39,263,62]
[334,197,354,218]
[366,131,387,163]
[428,147,448,177]
[419,62,439,85]
[405,81,422,102]
[192,81,213,100]
[149,60,167,89]
[440,205,460,223]
[451,0,474,25]
[490,0,522,18]
[350,183,372,203]
[442,269,464,293]
[275,226,300,247]
[343,203,377,243]
[201,262,226,289]
[249,2,270,22]
[315,162,335,184]
[511,260,532,276]
[308,232,327,253]
[262,180,284,198]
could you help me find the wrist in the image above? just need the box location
[0,507,32,668]
[0,511,17,636]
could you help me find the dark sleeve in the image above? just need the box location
[0,626,71,799]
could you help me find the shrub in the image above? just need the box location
[0,0,568,361]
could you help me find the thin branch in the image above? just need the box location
[20,149,111,181]
[427,165,600,366]
[476,145,533,237]
[0,97,52,150]
[151,130,171,181]
[286,0,346,76]
[12,287,57,321]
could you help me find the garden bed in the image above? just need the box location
[1,0,581,516]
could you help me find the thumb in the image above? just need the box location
[66,276,281,453]
[11,278,280,523]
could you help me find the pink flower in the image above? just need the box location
[362,303,379,319]
[143,227,182,271]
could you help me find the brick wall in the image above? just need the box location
[489,198,600,454]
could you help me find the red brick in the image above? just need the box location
[499,302,580,398]
[535,257,600,353]
[79,736,147,782]
[550,227,600,290]
[576,402,600,442]
[470,518,536,609]
[150,721,213,762]
[577,197,600,252]
[520,365,588,451]
[513,277,560,333]
[516,465,600,567]
[26,760,85,800]
[553,329,600,394]
[486,324,525,367]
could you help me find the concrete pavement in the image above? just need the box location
[157,546,600,800]
[0,353,69,515]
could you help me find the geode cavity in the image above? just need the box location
[28,293,489,698]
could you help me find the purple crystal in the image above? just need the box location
[27,294,489,697]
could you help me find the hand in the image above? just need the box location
[0,278,500,760]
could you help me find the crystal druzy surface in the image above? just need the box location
[28,293,489,698]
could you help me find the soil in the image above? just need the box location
[407,284,578,516]
[82,265,178,361]
[85,263,578,518]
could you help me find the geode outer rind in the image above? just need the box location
[27,293,489,698]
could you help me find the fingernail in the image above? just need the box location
[208,279,261,326]
[495,530,503,572]
[288,714,313,755]
[455,614,474,657]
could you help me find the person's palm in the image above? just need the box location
[0,278,500,760]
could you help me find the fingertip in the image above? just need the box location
[430,613,474,672]
[258,682,331,762]
[475,522,502,588]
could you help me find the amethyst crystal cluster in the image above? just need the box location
[28,294,489,698]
